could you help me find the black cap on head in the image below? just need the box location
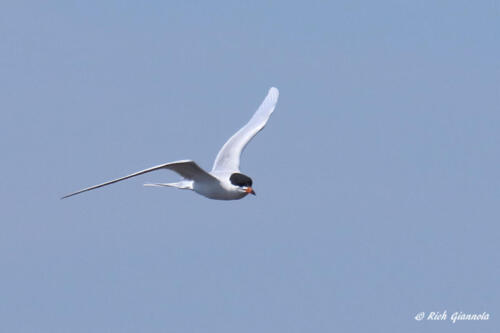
[230,173,253,187]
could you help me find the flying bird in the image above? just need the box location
[62,87,279,200]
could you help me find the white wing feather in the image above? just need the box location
[212,87,279,172]
[61,160,216,199]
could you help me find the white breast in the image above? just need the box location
[192,172,247,200]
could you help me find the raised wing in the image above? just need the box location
[61,160,216,199]
[212,87,279,172]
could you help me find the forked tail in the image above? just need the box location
[143,180,193,190]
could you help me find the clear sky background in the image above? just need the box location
[1,1,499,332]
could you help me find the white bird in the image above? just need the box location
[62,87,279,200]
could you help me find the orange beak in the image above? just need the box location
[245,187,256,195]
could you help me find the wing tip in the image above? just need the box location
[266,87,279,105]
[269,86,279,97]
[60,191,80,199]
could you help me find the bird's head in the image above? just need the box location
[230,173,255,196]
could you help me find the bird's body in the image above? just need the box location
[145,170,247,200]
[62,87,279,200]
[196,171,248,200]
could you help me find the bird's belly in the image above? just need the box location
[193,182,246,200]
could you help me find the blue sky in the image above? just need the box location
[1,1,499,332]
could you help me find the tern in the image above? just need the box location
[62,87,279,200]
